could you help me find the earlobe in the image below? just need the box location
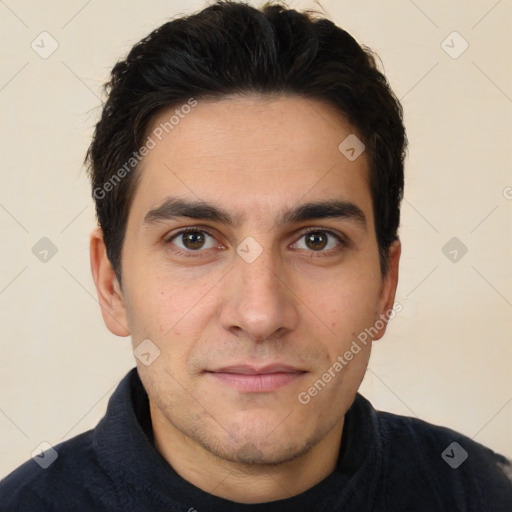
[373,240,401,341]
[90,227,131,337]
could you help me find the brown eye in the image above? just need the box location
[305,232,328,251]
[168,229,217,252]
[293,230,344,253]
[182,231,206,250]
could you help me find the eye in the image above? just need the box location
[165,227,346,258]
[167,228,218,252]
[292,229,344,253]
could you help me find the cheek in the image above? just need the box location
[122,274,174,349]
[124,258,189,328]
[124,271,217,367]
[319,269,381,332]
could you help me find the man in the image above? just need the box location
[1,1,511,510]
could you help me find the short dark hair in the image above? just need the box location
[86,0,406,283]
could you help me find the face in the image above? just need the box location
[96,94,399,466]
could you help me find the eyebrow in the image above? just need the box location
[144,197,367,229]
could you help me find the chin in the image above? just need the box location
[203,434,315,466]
[193,413,327,466]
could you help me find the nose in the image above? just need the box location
[218,244,299,342]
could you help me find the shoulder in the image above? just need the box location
[0,430,102,511]
[374,407,512,510]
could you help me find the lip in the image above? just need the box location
[206,364,306,392]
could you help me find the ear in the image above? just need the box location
[372,240,401,341]
[90,227,130,337]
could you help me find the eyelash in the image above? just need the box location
[165,226,348,259]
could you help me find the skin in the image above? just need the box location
[90,94,400,503]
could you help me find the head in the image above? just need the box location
[88,1,405,468]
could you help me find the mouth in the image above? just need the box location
[205,364,307,392]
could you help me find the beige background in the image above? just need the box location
[1,0,511,478]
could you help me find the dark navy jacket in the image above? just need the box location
[1,368,511,511]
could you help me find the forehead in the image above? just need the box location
[128,94,372,227]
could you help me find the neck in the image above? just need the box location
[150,403,344,504]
